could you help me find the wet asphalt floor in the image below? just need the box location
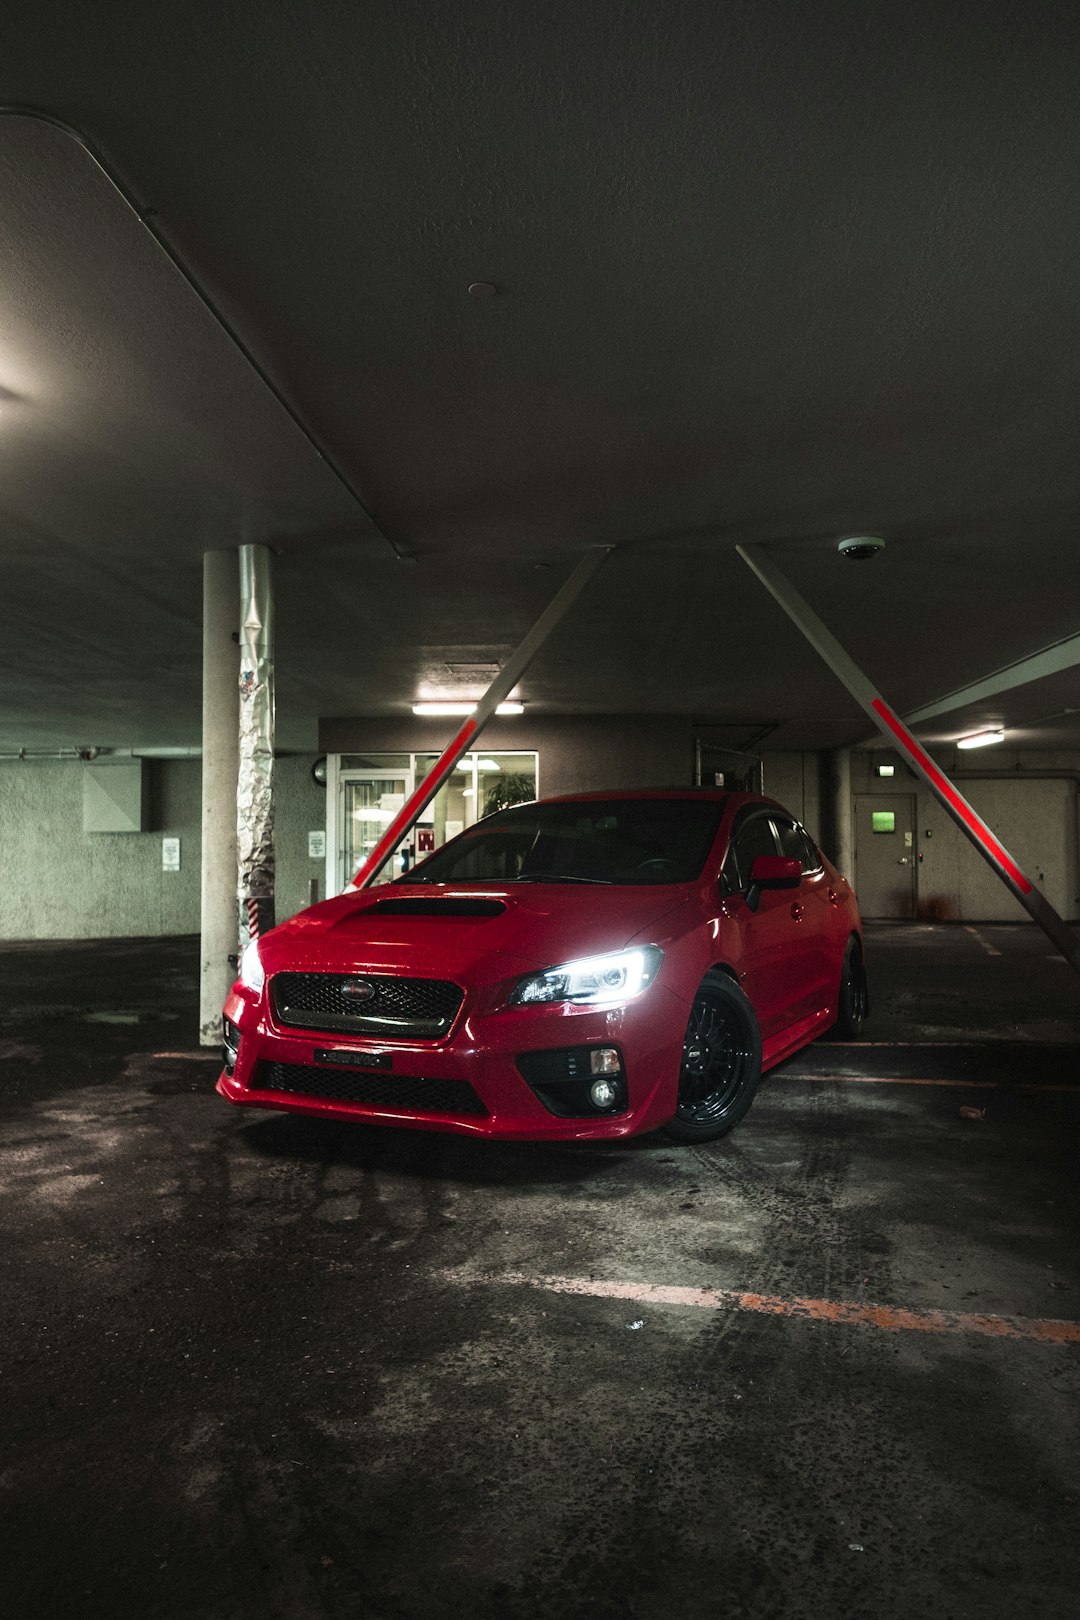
[2,923,1079,1620]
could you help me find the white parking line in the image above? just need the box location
[964,926,1002,956]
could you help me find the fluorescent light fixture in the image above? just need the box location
[412,701,524,717]
[875,764,895,778]
[956,729,1005,750]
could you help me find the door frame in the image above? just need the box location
[328,760,416,895]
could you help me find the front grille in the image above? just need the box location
[270,972,464,1038]
[257,1061,487,1116]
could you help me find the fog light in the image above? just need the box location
[590,1048,621,1075]
[222,1017,241,1074]
[589,1078,619,1109]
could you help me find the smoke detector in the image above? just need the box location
[838,535,886,560]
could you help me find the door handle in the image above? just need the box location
[897,857,910,865]
[790,902,805,920]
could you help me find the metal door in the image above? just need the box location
[853,794,917,918]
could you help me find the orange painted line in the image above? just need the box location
[446,1271,1080,1345]
[773,1072,1080,1093]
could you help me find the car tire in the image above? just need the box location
[832,936,869,1037]
[662,971,762,1143]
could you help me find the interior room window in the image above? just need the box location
[414,751,538,848]
[332,750,539,890]
[871,811,896,834]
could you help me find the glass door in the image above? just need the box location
[339,770,414,888]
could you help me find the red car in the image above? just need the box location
[217,790,867,1143]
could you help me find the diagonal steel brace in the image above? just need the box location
[737,544,1080,976]
[352,547,613,887]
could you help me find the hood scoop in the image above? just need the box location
[370,897,507,919]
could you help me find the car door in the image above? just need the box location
[719,808,806,1039]
[772,812,838,1022]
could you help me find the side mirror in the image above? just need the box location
[745,854,802,912]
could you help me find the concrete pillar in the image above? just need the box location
[829,747,854,884]
[199,550,240,1046]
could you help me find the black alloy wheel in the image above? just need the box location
[662,971,762,1143]
[832,937,869,1038]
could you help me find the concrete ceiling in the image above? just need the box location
[2,1,1080,757]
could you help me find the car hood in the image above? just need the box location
[260,882,691,982]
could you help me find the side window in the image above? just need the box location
[720,842,742,896]
[728,814,779,890]
[774,816,806,865]
[799,827,823,873]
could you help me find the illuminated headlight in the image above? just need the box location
[510,947,662,1008]
[239,938,265,994]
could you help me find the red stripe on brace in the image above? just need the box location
[871,699,1033,895]
[351,716,479,886]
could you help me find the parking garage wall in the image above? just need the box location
[849,749,1080,923]
[727,748,1080,923]
[0,756,328,940]
[7,738,1073,936]
[758,753,826,846]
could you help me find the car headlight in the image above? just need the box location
[510,946,662,1008]
[239,938,265,994]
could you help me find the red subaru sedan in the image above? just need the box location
[217,790,867,1143]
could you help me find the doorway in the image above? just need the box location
[853,794,917,918]
[340,768,415,888]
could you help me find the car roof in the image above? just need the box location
[537,787,731,804]
[531,789,804,824]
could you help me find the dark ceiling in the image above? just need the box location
[2,1,1080,756]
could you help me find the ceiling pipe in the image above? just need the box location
[0,746,206,760]
[0,749,94,761]
[0,105,413,562]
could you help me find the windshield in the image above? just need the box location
[401,797,726,886]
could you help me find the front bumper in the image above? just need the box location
[216,977,687,1141]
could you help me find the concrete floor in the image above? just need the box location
[2,923,1079,1620]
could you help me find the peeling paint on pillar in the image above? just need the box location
[237,544,275,949]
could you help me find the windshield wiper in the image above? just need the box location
[515,873,613,885]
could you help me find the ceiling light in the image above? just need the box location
[412,702,524,717]
[956,729,1005,750]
